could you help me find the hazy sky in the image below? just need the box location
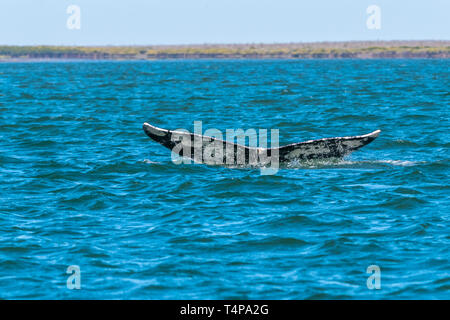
[0,0,449,45]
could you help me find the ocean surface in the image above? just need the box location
[0,60,448,299]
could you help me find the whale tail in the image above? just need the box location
[143,122,381,163]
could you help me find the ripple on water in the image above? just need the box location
[0,60,448,299]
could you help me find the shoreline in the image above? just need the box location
[1,57,449,63]
[1,41,449,60]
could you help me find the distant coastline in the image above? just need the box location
[1,41,449,60]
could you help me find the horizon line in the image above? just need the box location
[1,40,450,47]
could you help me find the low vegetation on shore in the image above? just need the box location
[0,41,449,60]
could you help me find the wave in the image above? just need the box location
[142,157,425,170]
[283,158,424,169]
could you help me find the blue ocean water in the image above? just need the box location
[0,60,449,299]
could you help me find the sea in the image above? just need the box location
[0,59,448,299]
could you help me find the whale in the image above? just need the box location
[143,122,380,165]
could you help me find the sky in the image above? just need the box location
[0,0,449,45]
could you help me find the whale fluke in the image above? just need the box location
[143,122,380,165]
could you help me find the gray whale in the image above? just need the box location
[143,122,380,165]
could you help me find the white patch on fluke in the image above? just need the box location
[143,123,167,136]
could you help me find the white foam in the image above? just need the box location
[373,160,422,167]
[142,159,161,164]
[283,158,424,169]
